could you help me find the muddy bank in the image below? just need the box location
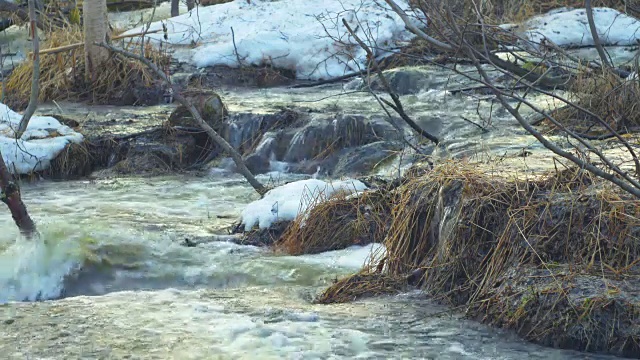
[266,163,640,358]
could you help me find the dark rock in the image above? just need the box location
[168,93,228,130]
[332,141,402,177]
[243,153,270,175]
[239,220,292,247]
[362,67,467,95]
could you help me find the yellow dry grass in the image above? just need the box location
[4,25,169,109]
[274,187,391,256]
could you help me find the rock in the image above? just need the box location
[243,153,270,175]
[168,93,228,131]
[239,220,292,247]
[362,67,469,95]
[332,141,402,177]
[283,114,397,163]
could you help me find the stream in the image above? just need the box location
[1,6,637,358]
[0,173,626,359]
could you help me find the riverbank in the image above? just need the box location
[264,162,639,358]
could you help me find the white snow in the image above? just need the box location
[521,7,640,48]
[123,0,418,80]
[0,104,84,174]
[241,178,367,231]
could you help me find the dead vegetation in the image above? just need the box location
[551,69,640,134]
[314,162,640,357]
[4,26,169,110]
[274,188,391,255]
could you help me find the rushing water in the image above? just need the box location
[1,9,635,356]
[0,173,627,359]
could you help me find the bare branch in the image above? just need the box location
[585,0,612,69]
[97,42,268,196]
[342,18,439,145]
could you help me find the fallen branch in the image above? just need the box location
[97,41,267,196]
[31,29,163,56]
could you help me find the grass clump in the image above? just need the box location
[4,26,169,110]
[316,162,640,357]
[274,189,391,256]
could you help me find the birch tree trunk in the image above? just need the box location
[83,0,110,82]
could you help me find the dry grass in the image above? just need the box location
[316,162,640,355]
[274,189,391,255]
[48,141,93,178]
[315,272,406,304]
[4,26,169,109]
[552,69,640,133]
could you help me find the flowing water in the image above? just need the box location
[1,11,636,357]
[0,173,628,359]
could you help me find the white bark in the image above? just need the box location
[83,0,110,81]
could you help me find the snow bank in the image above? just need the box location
[0,104,84,174]
[123,0,417,80]
[522,7,640,48]
[241,178,367,231]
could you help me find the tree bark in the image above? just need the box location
[83,0,110,82]
[15,0,40,139]
[170,0,179,16]
[186,0,195,11]
[0,151,37,237]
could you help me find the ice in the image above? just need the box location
[241,178,367,231]
[0,103,84,174]
[521,7,640,48]
[123,0,418,80]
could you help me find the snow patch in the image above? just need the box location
[521,7,640,48]
[0,104,84,174]
[241,178,367,231]
[124,0,418,80]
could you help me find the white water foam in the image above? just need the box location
[0,236,84,303]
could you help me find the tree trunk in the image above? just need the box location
[186,0,195,11]
[0,151,37,238]
[83,0,110,82]
[171,0,179,16]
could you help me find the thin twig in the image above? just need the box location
[342,18,439,145]
[97,42,267,195]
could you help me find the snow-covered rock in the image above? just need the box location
[0,104,84,174]
[241,178,367,231]
[123,0,418,80]
[521,7,640,48]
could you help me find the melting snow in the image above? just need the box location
[0,104,84,174]
[123,0,418,80]
[521,7,640,48]
[241,178,367,231]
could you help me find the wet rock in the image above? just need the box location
[332,141,402,177]
[239,220,292,247]
[283,114,397,163]
[243,153,270,175]
[359,66,473,95]
[105,134,198,176]
[364,67,444,95]
[182,65,297,88]
[168,93,228,131]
